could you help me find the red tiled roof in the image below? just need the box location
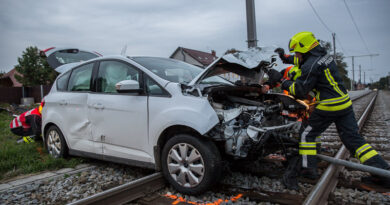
[181,47,218,66]
[0,68,22,87]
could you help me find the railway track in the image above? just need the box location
[68,90,390,205]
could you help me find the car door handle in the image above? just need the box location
[93,103,104,110]
[59,100,68,106]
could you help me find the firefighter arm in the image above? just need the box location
[282,54,295,64]
[281,65,317,99]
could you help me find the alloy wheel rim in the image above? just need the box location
[47,130,61,158]
[167,143,205,188]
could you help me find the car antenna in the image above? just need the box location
[121,44,127,56]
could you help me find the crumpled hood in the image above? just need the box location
[188,46,285,86]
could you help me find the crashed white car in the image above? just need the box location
[42,47,308,194]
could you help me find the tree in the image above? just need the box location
[320,41,351,90]
[370,75,390,90]
[224,48,240,55]
[14,46,58,86]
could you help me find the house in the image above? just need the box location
[0,68,22,87]
[170,47,218,68]
[170,47,242,82]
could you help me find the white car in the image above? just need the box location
[42,48,306,194]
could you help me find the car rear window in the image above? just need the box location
[54,51,98,65]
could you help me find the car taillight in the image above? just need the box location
[39,99,45,114]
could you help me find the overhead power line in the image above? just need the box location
[307,0,333,33]
[307,0,347,54]
[335,37,347,55]
[343,0,371,54]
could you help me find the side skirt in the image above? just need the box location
[68,149,156,170]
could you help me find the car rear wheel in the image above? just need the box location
[161,134,221,195]
[45,125,68,158]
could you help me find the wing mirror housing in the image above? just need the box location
[115,80,142,93]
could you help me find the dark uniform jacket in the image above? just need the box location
[281,46,352,116]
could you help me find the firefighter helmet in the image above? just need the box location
[288,32,319,53]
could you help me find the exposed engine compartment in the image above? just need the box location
[204,86,308,159]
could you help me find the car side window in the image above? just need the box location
[57,71,71,91]
[67,63,94,92]
[145,76,166,96]
[97,61,140,93]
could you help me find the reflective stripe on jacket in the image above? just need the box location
[10,107,41,129]
[281,46,351,113]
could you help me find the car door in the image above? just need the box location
[88,60,150,163]
[53,62,96,153]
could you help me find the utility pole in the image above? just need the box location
[246,0,257,48]
[359,65,361,84]
[364,71,365,85]
[345,53,379,90]
[332,33,336,64]
[352,56,355,90]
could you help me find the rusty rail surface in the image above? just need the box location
[303,91,377,205]
[68,172,165,205]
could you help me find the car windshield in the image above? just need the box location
[131,57,231,85]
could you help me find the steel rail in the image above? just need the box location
[68,172,165,205]
[303,91,378,205]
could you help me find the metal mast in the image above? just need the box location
[345,53,379,90]
[246,0,257,48]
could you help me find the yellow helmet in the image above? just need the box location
[289,31,319,53]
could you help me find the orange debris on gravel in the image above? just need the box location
[164,193,243,205]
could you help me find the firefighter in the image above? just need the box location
[10,102,43,143]
[268,31,389,186]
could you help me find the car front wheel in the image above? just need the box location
[45,125,68,158]
[161,134,221,195]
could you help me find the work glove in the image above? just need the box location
[267,69,283,87]
[274,47,285,57]
[275,47,288,62]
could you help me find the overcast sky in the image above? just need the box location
[0,0,389,82]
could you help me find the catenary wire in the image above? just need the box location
[307,0,347,55]
[307,0,333,33]
[342,0,371,54]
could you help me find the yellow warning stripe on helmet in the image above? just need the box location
[309,41,319,50]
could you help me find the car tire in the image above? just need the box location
[161,134,221,195]
[45,125,68,158]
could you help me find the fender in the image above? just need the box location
[42,107,70,148]
[148,93,219,151]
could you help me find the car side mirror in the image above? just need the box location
[115,80,142,93]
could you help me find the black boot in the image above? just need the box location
[300,168,319,180]
[282,156,301,190]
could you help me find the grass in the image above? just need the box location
[0,105,85,181]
